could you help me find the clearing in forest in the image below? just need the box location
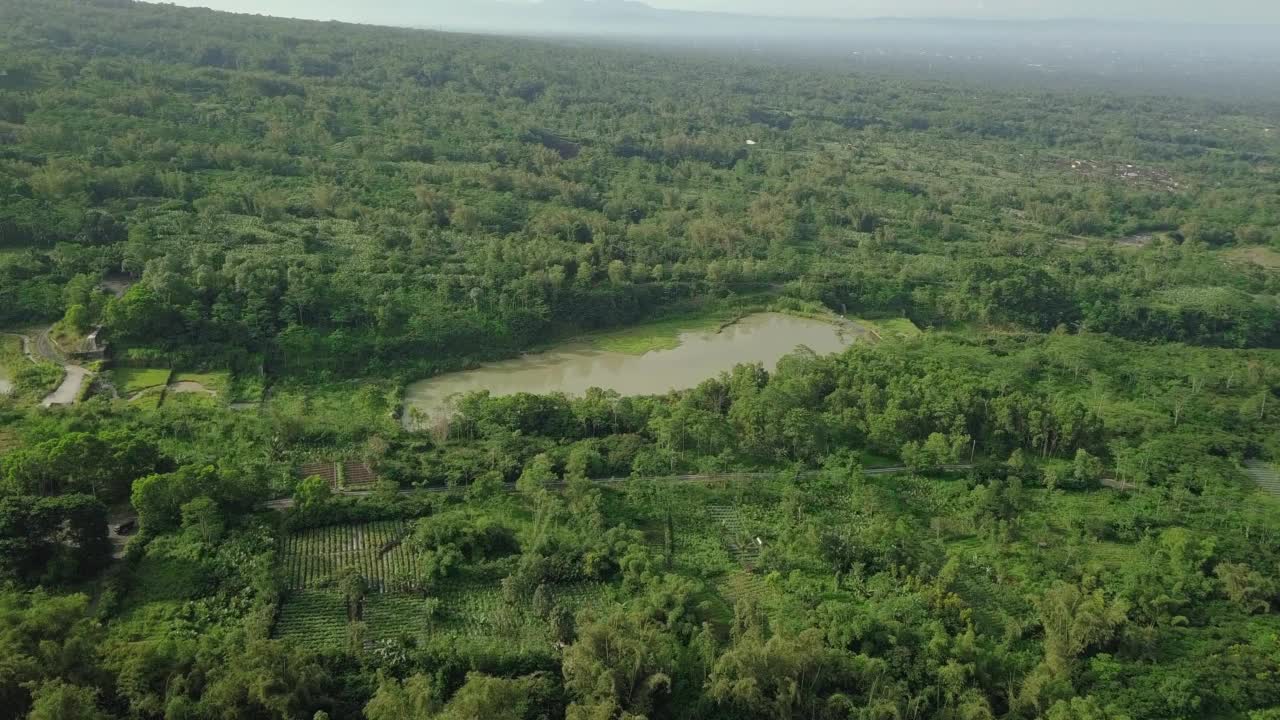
[1224,246,1280,271]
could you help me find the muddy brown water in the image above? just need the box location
[403,312,858,428]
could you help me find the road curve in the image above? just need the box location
[2,328,92,407]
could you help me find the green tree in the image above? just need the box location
[562,608,678,719]
[364,673,441,720]
[517,453,557,496]
[293,475,332,514]
[26,680,108,720]
[179,496,224,544]
[337,566,369,622]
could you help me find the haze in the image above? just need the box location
[170,0,1280,25]
[164,0,1280,100]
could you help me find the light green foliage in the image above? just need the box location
[562,608,678,719]
[111,368,171,397]
[364,673,441,720]
[293,475,333,514]
[26,680,108,720]
[517,453,558,495]
[171,371,231,397]
[588,311,739,355]
[180,496,224,544]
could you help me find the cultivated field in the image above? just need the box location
[279,520,419,592]
[273,520,613,651]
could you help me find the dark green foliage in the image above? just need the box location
[1,429,162,501]
[0,494,108,584]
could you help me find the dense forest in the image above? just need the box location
[1,1,1279,719]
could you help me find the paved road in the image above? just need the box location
[263,464,974,510]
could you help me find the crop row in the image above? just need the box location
[273,590,347,648]
[279,521,421,592]
[273,580,614,651]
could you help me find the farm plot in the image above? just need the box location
[342,461,376,489]
[297,461,338,486]
[113,368,172,398]
[274,574,612,651]
[279,520,420,592]
[273,590,347,649]
[364,579,612,648]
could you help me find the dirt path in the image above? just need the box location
[2,328,93,407]
[35,328,91,407]
[262,464,973,510]
[168,380,216,396]
[107,507,139,560]
[42,365,89,407]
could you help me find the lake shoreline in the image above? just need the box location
[401,312,857,430]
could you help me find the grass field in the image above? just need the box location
[856,316,923,339]
[113,367,172,396]
[0,335,61,403]
[228,373,265,404]
[0,335,23,391]
[0,334,25,370]
[1223,245,1280,271]
[171,371,231,397]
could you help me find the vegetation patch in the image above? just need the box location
[171,371,231,397]
[586,310,743,355]
[1224,245,1280,270]
[280,520,420,592]
[857,316,923,339]
[112,368,172,397]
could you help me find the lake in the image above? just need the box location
[403,312,860,427]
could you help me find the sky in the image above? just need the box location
[168,0,1280,25]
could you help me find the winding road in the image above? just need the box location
[1,327,91,407]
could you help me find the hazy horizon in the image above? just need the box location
[165,0,1280,26]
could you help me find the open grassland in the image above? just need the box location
[0,335,23,393]
[857,316,923,339]
[171,371,231,397]
[1223,245,1280,270]
[0,334,25,374]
